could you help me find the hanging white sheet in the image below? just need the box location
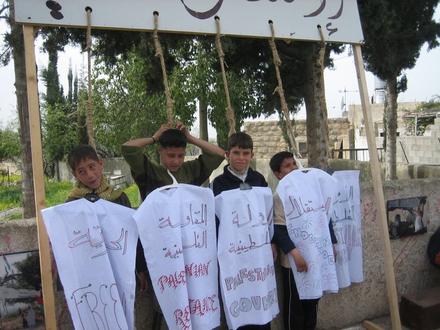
[215,187,278,330]
[42,198,137,330]
[331,170,363,287]
[276,168,339,299]
[134,184,220,330]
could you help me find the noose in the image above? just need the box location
[215,17,236,137]
[153,12,174,123]
[85,7,96,149]
[268,21,301,158]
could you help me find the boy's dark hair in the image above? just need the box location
[159,129,187,148]
[227,132,253,151]
[269,151,294,172]
[68,145,99,171]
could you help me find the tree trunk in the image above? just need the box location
[303,43,330,170]
[9,0,36,218]
[199,96,208,141]
[385,77,398,180]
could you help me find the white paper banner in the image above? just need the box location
[42,199,137,330]
[276,168,339,300]
[215,187,278,330]
[134,184,220,330]
[13,0,364,43]
[331,170,363,287]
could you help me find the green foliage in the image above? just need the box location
[0,128,20,162]
[0,184,21,210]
[0,181,141,217]
[42,102,78,176]
[92,48,196,155]
[123,184,141,209]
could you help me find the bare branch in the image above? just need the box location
[0,4,10,17]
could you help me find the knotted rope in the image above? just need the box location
[85,7,96,149]
[268,21,300,158]
[153,12,174,123]
[215,17,236,136]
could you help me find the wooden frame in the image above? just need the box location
[20,15,401,330]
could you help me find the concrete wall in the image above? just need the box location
[355,117,440,165]
[58,157,135,185]
[2,178,440,329]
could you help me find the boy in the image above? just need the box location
[122,122,225,200]
[66,144,131,207]
[213,132,273,330]
[58,145,132,329]
[270,151,337,330]
[122,122,225,328]
[212,132,267,196]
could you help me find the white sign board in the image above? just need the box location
[215,187,278,330]
[331,170,363,287]
[14,0,364,43]
[276,168,339,300]
[42,199,137,330]
[134,184,220,330]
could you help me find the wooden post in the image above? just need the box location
[353,44,402,330]
[23,25,57,330]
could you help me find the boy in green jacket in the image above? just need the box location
[122,121,225,328]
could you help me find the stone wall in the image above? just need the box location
[244,119,351,159]
[2,178,440,329]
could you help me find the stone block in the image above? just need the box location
[400,287,440,330]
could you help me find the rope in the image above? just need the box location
[215,17,236,136]
[85,7,96,149]
[268,21,300,158]
[317,25,326,68]
[153,13,174,123]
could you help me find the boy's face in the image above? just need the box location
[226,146,253,173]
[73,158,104,189]
[159,147,186,172]
[274,157,297,180]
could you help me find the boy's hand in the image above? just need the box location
[175,121,191,139]
[290,248,307,272]
[153,123,172,141]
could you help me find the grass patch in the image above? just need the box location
[0,184,22,211]
[1,179,140,215]
[2,211,23,221]
[45,180,75,207]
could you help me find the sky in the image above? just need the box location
[1,7,439,130]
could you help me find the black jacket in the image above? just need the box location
[212,165,268,196]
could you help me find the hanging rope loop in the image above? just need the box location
[268,20,300,158]
[215,17,236,137]
[85,7,96,149]
[153,12,174,123]
[317,25,326,66]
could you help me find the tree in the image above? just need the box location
[358,0,440,179]
[40,30,74,178]
[2,0,35,218]
[0,127,20,162]
[90,48,195,156]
